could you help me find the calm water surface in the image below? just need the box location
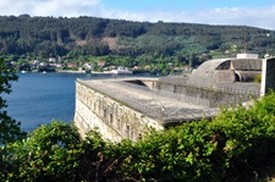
[4,72,90,132]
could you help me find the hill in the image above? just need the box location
[1,15,275,70]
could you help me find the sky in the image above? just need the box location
[1,0,275,30]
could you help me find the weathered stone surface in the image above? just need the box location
[74,80,165,142]
[74,57,263,142]
[74,78,219,141]
[188,58,261,88]
[261,57,275,96]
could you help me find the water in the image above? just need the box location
[3,72,90,132]
[3,72,151,132]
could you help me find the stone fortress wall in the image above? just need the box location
[153,77,260,107]
[74,76,259,142]
[74,57,275,142]
[261,57,275,95]
[74,80,164,142]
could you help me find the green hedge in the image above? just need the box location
[118,92,275,181]
[1,92,275,181]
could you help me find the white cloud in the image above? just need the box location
[0,0,102,17]
[31,0,102,17]
[0,0,274,30]
[192,6,275,29]
[113,6,275,30]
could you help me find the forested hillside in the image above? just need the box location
[1,15,275,69]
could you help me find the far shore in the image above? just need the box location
[56,70,87,74]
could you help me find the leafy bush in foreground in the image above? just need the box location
[118,92,275,181]
[1,121,81,181]
[1,92,275,181]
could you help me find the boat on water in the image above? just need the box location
[107,67,133,75]
[21,70,27,74]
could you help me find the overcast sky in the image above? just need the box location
[1,0,275,30]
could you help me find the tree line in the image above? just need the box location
[0,15,275,68]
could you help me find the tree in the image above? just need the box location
[0,58,26,145]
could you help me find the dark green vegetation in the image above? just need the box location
[1,89,275,181]
[0,58,26,145]
[1,15,275,73]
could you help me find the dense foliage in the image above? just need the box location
[0,58,26,145]
[1,15,275,68]
[118,93,275,181]
[1,92,275,181]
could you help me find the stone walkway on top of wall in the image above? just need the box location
[77,78,219,126]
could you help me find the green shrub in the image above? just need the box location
[117,91,275,181]
[1,121,82,181]
[2,92,275,181]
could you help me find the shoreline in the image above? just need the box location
[56,70,86,74]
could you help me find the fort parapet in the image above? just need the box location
[74,56,270,142]
[74,79,164,142]
[74,78,220,142]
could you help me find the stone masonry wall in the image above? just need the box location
[74,81,164,142]
[261,58,275,96]
[153,81,259,107]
